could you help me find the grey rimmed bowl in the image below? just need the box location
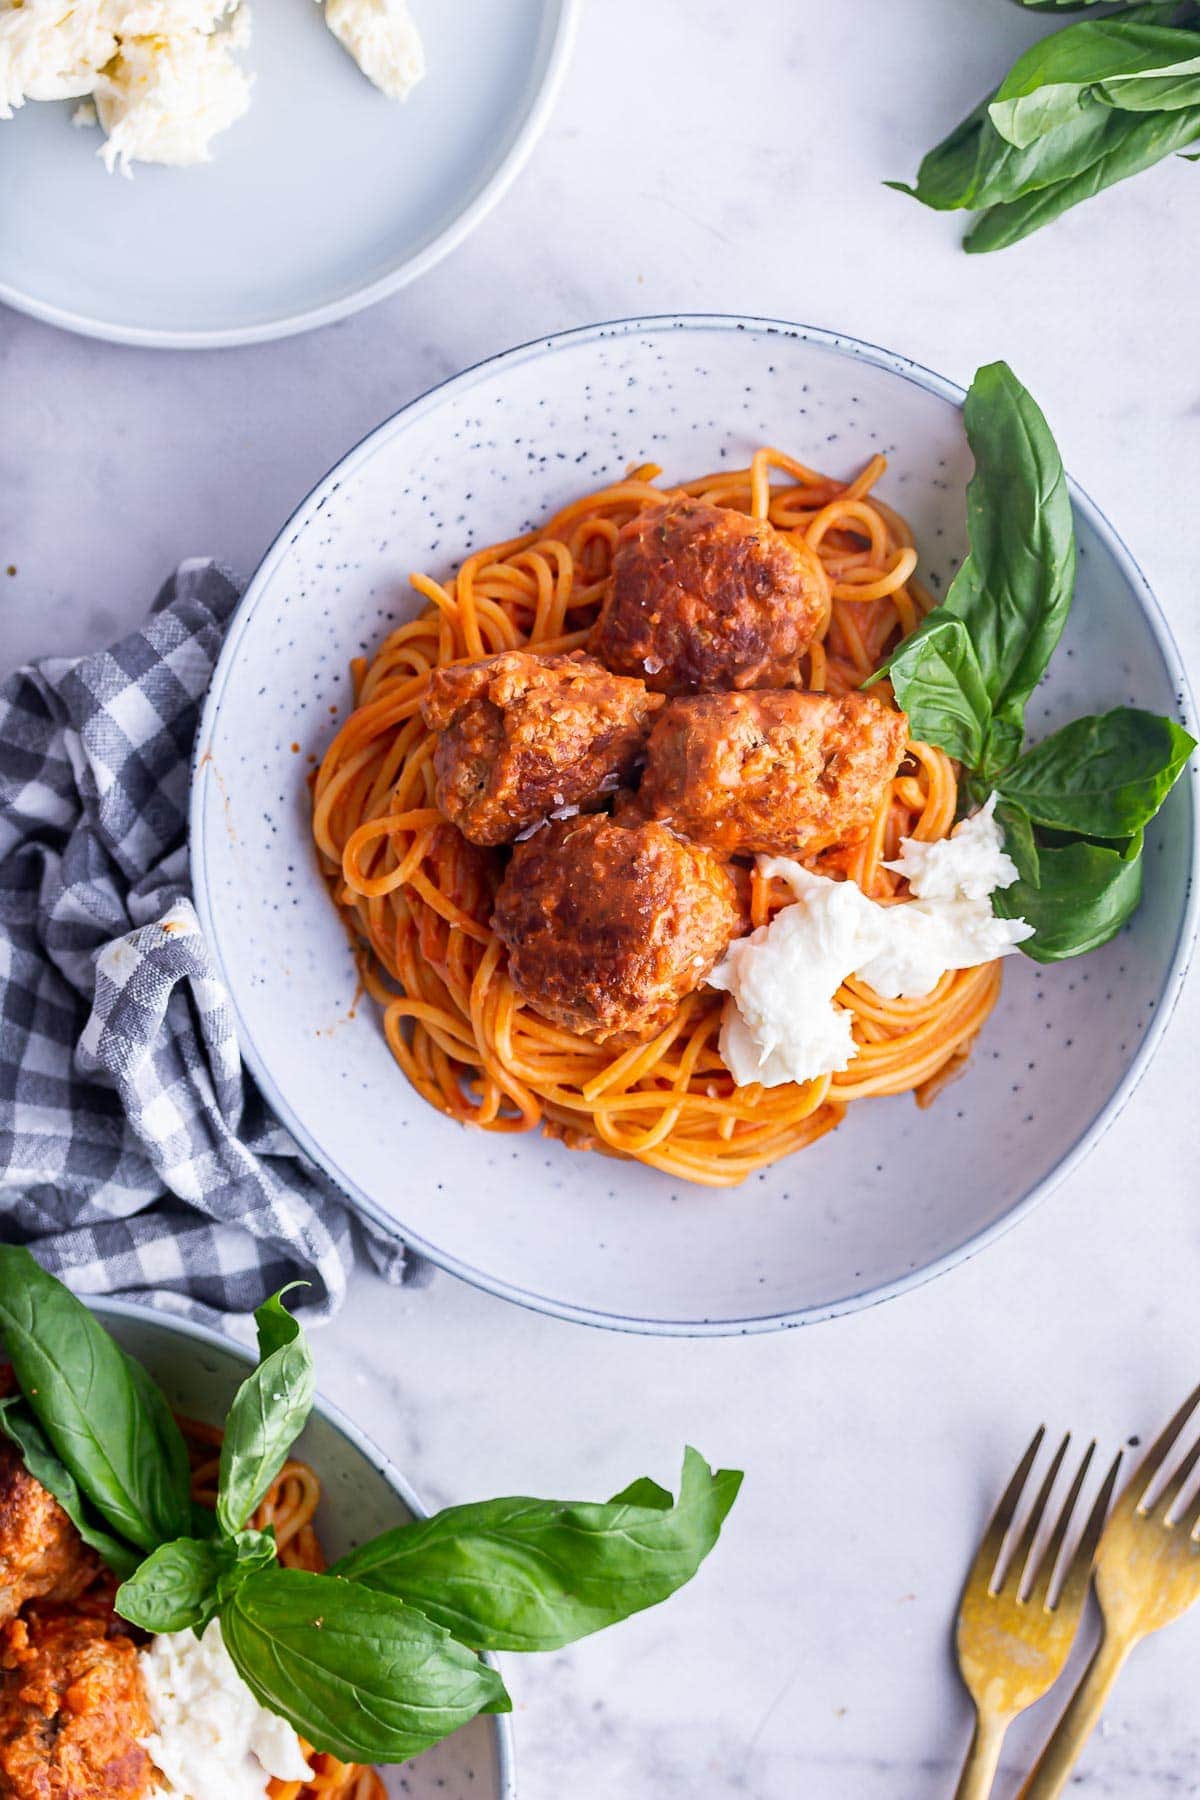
[94,1300,517,1800]
[190,314,1199,1336]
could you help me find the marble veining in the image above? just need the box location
[4,0,1200,1792]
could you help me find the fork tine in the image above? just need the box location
[1151,1430,1200,1522]
[1180,1480,1200,1540]
[1055,1448,1123,1615]
[1128,1380,1200,1509]
[1025,1440,1094,1611]
[963,1426,1045,1597]
[997,1432,1070,1598]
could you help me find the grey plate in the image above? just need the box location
[0,0,577,347]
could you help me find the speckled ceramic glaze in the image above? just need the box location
[191,316,1198,1335]
[94,1302,516,1799]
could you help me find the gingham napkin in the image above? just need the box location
[0,560,413,1324]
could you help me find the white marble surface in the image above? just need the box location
[3,0,1200,1793]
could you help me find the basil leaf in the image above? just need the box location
[1015,1,1191,11]
[965,104,1200,249]
[1099,60,1200,104]
[867,616,991,766]
[995,799,1041,885]
[254,1282,309,1361]
[216,1289,315,1536]
[995,707,1195,834]
[889,94,1126,213]
[222,1566,510,1764]
[989,20,1200,146]
[330,1447,743,1653]
[886,98,999,211]
[0,1247,191,1550]
[0,1398,141,1580]
[225,1527,280,1580]
[993,830,1144,959]
[116,1526,279,1635]
[607,1476,674,1508]
[116,1536,230,1635]
[943,363,1076,766]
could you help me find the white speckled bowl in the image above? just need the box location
[191,315,1199,1335]
[93,1301,516,1799]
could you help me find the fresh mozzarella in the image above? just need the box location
[1,0,249,167]
[0,0,121,115]
[883,792,1021,901]
[94,5,251,174]
[323,0,424,99]
[709,796,1034,1088]
[139,1618,312,1800]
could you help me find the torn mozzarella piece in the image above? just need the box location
[322,0,424,99]
[93,3,250,172]
[709,797,1034,1088]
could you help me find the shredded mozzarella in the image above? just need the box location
[94,5,251,174]
[0,0,122,115]
[0,0,250,167]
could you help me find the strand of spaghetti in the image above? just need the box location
[840,453,889,502]
[832,547,919,601]
[805,497,890,559]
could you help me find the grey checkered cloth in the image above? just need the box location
[0,560,414,1325]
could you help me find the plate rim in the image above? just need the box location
[190,311,1200,1336]
[0,0,579,351]
[90,1296,519,1797]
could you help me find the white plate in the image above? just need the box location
[0,0,576,347]
[191,315,1199,1335]
[94,1300,516,1798]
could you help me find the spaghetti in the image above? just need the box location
[313,449,1004,1188]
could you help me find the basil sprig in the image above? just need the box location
[0,1254,741,1768]
[892,4,1200,249]
[867,363,1194,962]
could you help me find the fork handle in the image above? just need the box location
[1015,1630,1133,1799]
[954,1707,1009,1800]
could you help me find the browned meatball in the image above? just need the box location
[0,1611,155,1800]
[0,1440,97,1624]
[634,690,909,857]
[588,499,829,694]
[422,650,663,846]
[492,815,740,1043]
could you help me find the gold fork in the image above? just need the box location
[1018,1380,1200,1798]
[953,1427,1121,1800]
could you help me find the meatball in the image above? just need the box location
[492,815,740,1043]
[0,1611,154,1800]
[0,1440,97,1624]
[588,499,829,694]
[634,690,909,857]
[422,650,663,846]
